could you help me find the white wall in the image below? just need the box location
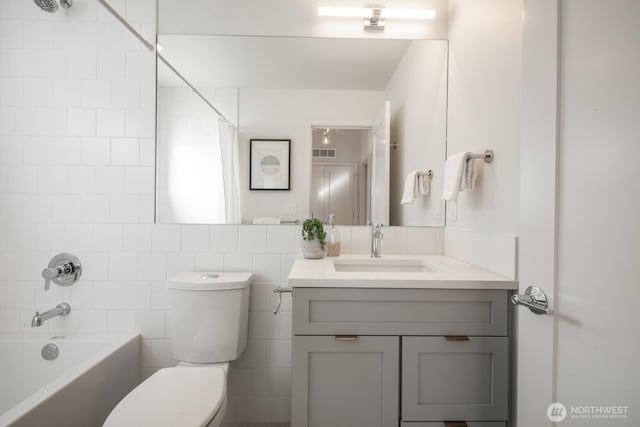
[556,0,640,420]
[446,0,522,235]
[238,88,384,223]
[385,40,448,226]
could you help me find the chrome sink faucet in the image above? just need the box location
[31,303,71,327]
[371,223,383,258]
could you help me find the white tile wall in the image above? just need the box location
[444,228,518,279]
[0,2,445,426]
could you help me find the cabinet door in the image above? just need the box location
[292,335,399,427]
[402,337,508,422]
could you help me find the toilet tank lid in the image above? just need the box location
[168,271,253,291]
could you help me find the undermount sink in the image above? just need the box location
[332,259,432,273]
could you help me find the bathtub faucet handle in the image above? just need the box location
[41,253,82,291]
[42,266,65,291]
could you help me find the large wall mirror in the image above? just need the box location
[156,0,449,227]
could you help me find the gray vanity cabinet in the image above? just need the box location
[291,335,399,427]
[291,288,511,427]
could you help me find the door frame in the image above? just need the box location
[310,125,374,224]
[517,0,560,426]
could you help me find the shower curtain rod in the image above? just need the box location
[97,0,234,126]
[157,54,234,126]
[97,0,154,51]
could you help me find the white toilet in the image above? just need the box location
[104,271,252,427]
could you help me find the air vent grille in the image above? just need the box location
[312,148,337,158]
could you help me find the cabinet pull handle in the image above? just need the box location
[334,335,358,341]
[444,422,468,427]
[445,336,469,341]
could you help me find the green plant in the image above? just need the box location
[301,218,326,250]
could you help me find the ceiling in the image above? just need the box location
[157,35,412,90]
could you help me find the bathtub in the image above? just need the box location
[0,334,140,427]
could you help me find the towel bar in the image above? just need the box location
[466,149,494,163]
[417,170,433,179]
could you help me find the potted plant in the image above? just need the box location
[301,218,326,259]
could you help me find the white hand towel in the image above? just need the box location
[461,153,477,192]
[417,172,431,197]
[401,170,431,205]
[401,170,419,204]
[442,152,476,201]
[253,217,281,224]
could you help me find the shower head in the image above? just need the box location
[33,0,72,13]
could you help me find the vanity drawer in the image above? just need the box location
[293,288,508,336]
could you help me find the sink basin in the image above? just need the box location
[333,259,431,273]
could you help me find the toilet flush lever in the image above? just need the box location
[273,287,292,315]
[42,253,82,291]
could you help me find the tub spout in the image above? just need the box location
[31,303,71,328]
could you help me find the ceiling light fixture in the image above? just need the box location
[318,6,436,20]
[364,8,384,32]
[322,129,331,145]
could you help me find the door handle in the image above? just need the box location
[511,285,550,315]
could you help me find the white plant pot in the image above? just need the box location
[302,239,324,259]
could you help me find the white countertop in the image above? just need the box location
[287,254,518,290]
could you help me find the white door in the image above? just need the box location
[310,164,356,225]
[518,1,640,426]
[310,165,325,220]
[371,101,390,225]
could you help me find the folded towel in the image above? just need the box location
[461,154,477,192]
[417,172,431,196]
[401,170,431,204]
[253,217,281,224]
[442,152,476,201]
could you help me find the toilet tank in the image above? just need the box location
[168,272,252,363]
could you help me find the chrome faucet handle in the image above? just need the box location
[42,266,64,291]
[371,223,384,258]
[42,253,82,291]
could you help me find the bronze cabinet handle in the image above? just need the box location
[444,421,468,427]
[445,335,470,341]
[334,335,358,341]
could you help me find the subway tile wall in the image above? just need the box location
[0,1,443,425]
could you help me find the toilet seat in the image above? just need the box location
[103,366,226,427]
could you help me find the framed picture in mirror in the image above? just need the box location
[250,139,291,190]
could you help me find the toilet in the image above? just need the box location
[103,271,252,427]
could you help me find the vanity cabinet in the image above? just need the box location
[291,288,511,427]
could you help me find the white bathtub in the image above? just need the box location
[0,334,140,427]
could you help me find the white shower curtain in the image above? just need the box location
[218,118,241,223]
